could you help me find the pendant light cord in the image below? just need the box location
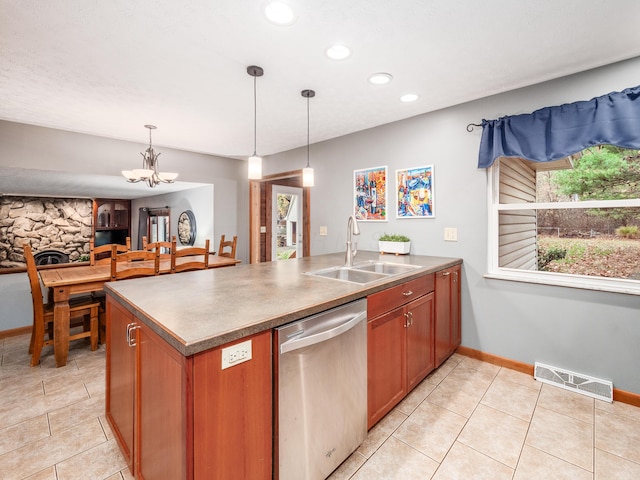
[306,96,310,168]
[253,75,257,157]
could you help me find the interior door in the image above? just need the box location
[272,185,303,261]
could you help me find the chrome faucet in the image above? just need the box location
[345,215,361,267]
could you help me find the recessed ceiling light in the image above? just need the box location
[264,1,296,25]
[368,73,393,85]
[326,44,351,60]
[400,93,419,103]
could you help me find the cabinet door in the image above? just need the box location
[137,324,191,480]
[406,293,435,392]
[451,265,461,349]
[105,298,136,475]
[367,306,406,429]
[193,331,272,480]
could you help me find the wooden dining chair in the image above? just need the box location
[90,238,128,265]
[110,245,160,281]
[171,237,210,273]
[146,240,173,258]
[218,235,237,259]
[24,245,100,367]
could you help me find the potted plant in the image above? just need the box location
[378,233,411,255]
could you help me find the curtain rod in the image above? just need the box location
[466,122,482,132]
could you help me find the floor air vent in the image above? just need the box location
[534,362,613,402]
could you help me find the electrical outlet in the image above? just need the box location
[260,226,267,233]
[444,227,458,242]
[221,339,252,369]
[319,226,328,236]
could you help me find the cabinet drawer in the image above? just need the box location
[368,274,434,319]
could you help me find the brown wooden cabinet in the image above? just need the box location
[367,276,435,428]
[435,264,462,368]
[93,199,131,247]
[105,296,272,480]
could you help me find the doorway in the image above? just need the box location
[272,185,303,260]
[249,170,311,263]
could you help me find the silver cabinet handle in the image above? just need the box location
[402,290,413,296]
[126,322,140,347]
[442,271,451,276]
[408,311,413,326]
[403,312,409,328]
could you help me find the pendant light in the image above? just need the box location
[247,65,264,179]
[122,125,178,188]
[301,89,315,187]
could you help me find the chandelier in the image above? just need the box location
[122,125,178,187]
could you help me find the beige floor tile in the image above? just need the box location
[495,367,541,391]
[526,405,594,471]
[393,400,467,462]
[99,415,115,441]
[119,467,135,480]
[352,436,439,480]
[104,474,124,480]
[426,357,458,385]
[457,356,501,377]
[0,379,44,408]
[514,444,592,480]
[357,409,407,458]
[328,451,367,480]
[537,383,594,424]
[595,448,640,480]
[56,438,127,480]
[595,408,640,464]
[432,441,514,480]
[0,414,50,456]
[395,377,437,415]
[22,466,57,480]
[481,375,540,422]
[425,371,488,418]
[0,418,106,478]
[596,399,640,423]
[48,394,105,434]
[458,403,529,468]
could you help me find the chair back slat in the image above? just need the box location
[90,238,128,265]
[171,238,210,273]
[23,245,45,322]
[111,246,160,280]
[146,241,173,258]
[218,235,237,259]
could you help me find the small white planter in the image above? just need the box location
[379,241,411,255]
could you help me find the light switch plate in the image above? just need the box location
[319,226,328,236]
[444,227,458,242]
[221,339,252,369]
[260,226,267,233]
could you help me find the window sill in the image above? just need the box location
[484,269,640,296]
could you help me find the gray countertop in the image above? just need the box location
[105,251,462,356]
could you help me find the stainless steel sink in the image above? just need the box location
[307,266,388,284]
[350,261,421,275]
[305,261,421,285]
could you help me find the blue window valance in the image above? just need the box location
[477,85,640,168]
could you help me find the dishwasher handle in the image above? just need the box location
[280,310,367,354]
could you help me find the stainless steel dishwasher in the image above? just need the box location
[276,298,367,480]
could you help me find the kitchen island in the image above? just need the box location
[104,251,462,479]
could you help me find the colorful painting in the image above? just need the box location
[396,165,434,218]
[354,166,387,221]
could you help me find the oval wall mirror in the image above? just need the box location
[177,210,197,246]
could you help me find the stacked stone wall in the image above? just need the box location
[0,197,93,268]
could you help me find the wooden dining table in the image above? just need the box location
[38,255,240,367]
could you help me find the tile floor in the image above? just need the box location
[1,334,639,480]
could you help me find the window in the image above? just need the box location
[487,146,640,295]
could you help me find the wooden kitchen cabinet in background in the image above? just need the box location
[93,199,131,247]
[367,275,435,428]
[105,296,272,480]
[435,264,461,367]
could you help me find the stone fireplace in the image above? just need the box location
[0,196,93,268]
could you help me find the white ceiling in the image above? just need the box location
[2,0,640,163]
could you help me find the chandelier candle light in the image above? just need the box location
[122,125,178,188]
[247,65,264,180]
[302,89,315,187]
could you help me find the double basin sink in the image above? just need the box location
[305,260,422,285]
